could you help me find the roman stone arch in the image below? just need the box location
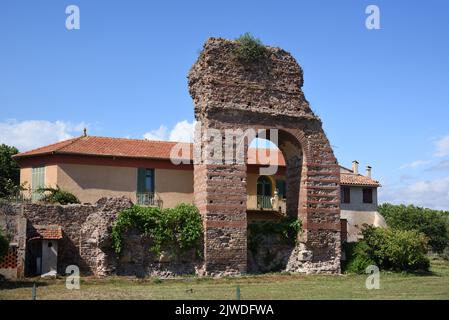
[188,38,341,275]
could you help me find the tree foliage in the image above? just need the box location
[378,203,449,253]
[0,144,20,198]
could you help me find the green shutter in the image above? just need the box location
[147,169,155,193]
[137,168,146,193]
[276,179,286,199]
[31,167,45,201]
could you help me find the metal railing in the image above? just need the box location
[136,192,162,207]
[0,191,32,204]
[247,195,286,214]
[257,195,272,209]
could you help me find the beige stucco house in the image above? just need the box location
[13,135,385,241]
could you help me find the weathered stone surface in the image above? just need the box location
[189,37,341,275]
[1,198,203,277]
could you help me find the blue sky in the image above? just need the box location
[1,1,449,209]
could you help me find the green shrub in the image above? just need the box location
[378,203,449,253]
[0,231,9,262]
[342,242,376,274]
[111,203,203,257]
[343,226,430,273]
[440,247,449,261]
[231,33,267,62]
[36,186,80,205]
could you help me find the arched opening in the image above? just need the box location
[246,131,304,274]
[246,132,303,221]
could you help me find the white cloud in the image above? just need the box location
[143,120,195,143]
[428,160,449,171]
[434,134,449,157]
[0,119,86,152]
[169,120,195,142]
[143,125,168,141]
[399,160,432,170]
[379,175,449,210]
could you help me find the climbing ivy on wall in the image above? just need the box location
[248,217,302,254]
[111,203,203,257]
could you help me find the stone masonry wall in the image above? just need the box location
[0,198,202,277]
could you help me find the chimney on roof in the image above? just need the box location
[83,128,87,137]
[366,165,372,178]
[352,160,359,175]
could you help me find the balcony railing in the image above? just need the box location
[247,195,286,214]
[136,192,162,207]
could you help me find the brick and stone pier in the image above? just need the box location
[188,37,341,276]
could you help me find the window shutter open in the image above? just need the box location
[137,168,146,193]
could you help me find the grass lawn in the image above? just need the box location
[1,258,449,300]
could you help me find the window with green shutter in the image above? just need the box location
[137,168,155,205]
[31,166,45,202]
[137,168,154,193]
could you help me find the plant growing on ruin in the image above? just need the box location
[36,186,80,205]
[111,203,203,258]
[247,217,302,254]
[231,32,267,62]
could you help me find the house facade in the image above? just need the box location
[13,134,385,239]
[339,161,386,242]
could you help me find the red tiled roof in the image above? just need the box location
[28,225,63,240]
[340,173,380,187]
[14,136,380,187]
[13,135,284,165]
[14,136,191,161]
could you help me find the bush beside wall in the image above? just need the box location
[343,226,430,274]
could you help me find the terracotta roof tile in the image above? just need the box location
[340,173,380,187]
[28,225,63,240]
[14,136,191,160]
[14,136,283,164]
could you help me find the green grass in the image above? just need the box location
[1,259,449,300]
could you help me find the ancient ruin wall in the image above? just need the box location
[189,37,341,275]
[1,198,202,277]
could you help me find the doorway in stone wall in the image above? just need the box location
[25,239,58,277]
[25,240,42,276]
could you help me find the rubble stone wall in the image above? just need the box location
[0,198,202,277]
